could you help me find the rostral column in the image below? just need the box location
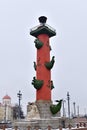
[30,16,56,101]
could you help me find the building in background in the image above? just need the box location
[0,94,13,121]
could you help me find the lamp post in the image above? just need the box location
[62,99,66,117]
[17,90,22,119]
[67,92,70,119]
[77,105,79,117]
[73,102,76,117]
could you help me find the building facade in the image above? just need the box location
[0,94,13,121]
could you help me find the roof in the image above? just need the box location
[3,95,11,99]
[30,24,56,38]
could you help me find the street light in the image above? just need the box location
[73,102,76,117]
[67,92,70,119]
[62,99,66,117]
[17,90,22,119]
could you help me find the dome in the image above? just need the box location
[3,94,11,99]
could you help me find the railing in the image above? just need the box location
[0,124,87,130]
[1,122,87,130]
[30,23,56,33]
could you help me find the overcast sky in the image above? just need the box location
[0,0,87,116]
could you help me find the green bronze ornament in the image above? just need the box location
[50,80,54,90]
[48,80,54,90]
[33,61,37,71]
[45,56,55,70]
[32,77,44,90]
[50,99,62,114]
[34,38,43,49]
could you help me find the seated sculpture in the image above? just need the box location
[26,102,40,119]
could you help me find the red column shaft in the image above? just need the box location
[36,34,51,101]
